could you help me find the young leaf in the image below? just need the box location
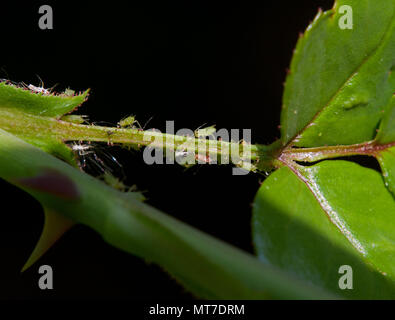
[281,0,395,147]
[0,82,89,118]
[252,162,395,299]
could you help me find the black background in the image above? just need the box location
[0,0,333,299]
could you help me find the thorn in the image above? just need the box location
[22,208,74,272]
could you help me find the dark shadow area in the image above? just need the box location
[296,155,382,173]
[0,0,348,300]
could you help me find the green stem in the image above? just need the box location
[0,107,275,170]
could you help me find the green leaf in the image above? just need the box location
[0,82,89,118]
[252,161,395,299]
[270,2,395,298]
[0,128,335,299]
[281,0,395,147]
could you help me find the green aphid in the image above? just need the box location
[102,172,127,191]
[237,160,257,172]
[63,88,75,96]
[60,114,88,124]
[102,172,144,200]
[118,115,141,128]
[195,125,216,138]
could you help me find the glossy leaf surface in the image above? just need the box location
[281,0,395,147]
[253,162,395,298]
